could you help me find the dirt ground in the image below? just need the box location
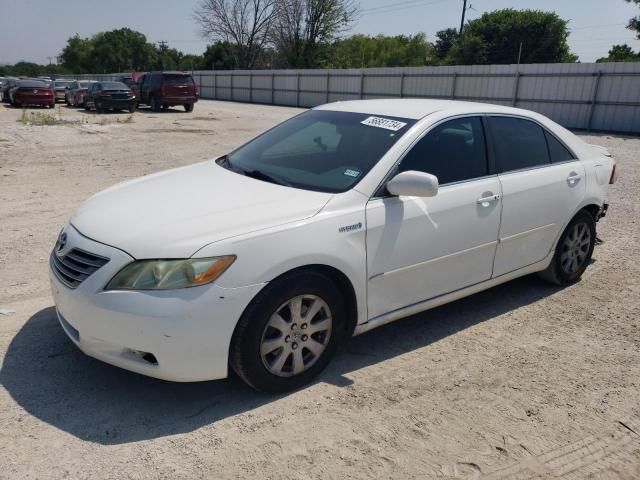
[0,99,638,480]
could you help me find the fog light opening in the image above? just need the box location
[122,348,158,366]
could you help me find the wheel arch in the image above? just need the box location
[234,263,359,343]
[550,201,603,254]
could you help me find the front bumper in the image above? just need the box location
[49,225,265,382]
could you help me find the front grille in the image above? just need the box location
[50,248,110,289]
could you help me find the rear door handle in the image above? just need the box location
[477,194,501,206]
[567,172,582,186]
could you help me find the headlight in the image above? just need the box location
[105,256,236,291]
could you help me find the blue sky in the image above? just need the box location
[1,0,639,65]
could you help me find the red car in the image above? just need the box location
[10,80,55,108]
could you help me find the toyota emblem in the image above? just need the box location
[56,231,68,253]
[33,89,38,94]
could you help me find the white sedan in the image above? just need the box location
[49,99,616,392]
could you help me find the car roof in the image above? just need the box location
[315,98,533,120]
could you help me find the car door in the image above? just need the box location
[139,74,150,103]
[365,116,502,319]
[488,116,586,277]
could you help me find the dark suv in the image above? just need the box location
[137,71,199,112]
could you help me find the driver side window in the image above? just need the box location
[398,116,488,185]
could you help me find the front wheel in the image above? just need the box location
[230,271,345,393]
[128,104,136,113]
[539,210,596,286]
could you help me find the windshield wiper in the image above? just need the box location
[243,169,292,187]
[218,155,291,187]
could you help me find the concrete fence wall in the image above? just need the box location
[76,62,640,134]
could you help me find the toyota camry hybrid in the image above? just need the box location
[49,99,616,392]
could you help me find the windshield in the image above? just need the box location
[101,81,128,90]
[224,110,415,193]
[54,80,74,88]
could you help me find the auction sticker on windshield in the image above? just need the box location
[361,116,408,131]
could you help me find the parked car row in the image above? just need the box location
[1,71,200,113]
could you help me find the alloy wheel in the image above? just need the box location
[560,222,591,274]
[260,295,332,377]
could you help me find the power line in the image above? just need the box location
[360,0,453,17]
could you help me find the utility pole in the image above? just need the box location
[459,0,468,35]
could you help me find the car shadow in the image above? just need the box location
[0,275,561,445]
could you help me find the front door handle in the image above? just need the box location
[567,172,582,186]
[477,193,501,206]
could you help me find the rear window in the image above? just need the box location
[79,81,93,88]
[54,80,74,88]
[101,81,128,90]
[17,80,48,88]
[162,74,194,85]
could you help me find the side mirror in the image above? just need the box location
[386,170,439,198]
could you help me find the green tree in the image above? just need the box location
[272,0,359,68]
[596,44,639,62]
[448,9,576,65]
[60,34,94,73]
[91,28,157,72]
[329,34,434,68]
[626,0,640,38]
[433,28,459,62]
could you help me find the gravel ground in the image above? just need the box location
[0,100,638,480]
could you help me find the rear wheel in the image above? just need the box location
[96,101,104,113]
[539,210,596,286]
[184,103,194,112]
[150,95,161,112]
[128,104,136,113]
[230,271,345,393]
[49,101,55,109]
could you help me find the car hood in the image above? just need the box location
[71,161,333,259]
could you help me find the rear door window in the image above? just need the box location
[398,116,488,185]
[489,116,550,172]
[544,131,575,163]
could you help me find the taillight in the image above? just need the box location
[609,159,618,184]
[195,83,199,95]
[160,84,167,96]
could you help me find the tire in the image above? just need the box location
[96,101,104,113]
[184,103,194,112]
[161,103,169,111]
[150,95,161,112]
[539,210,596,286]
[49,102,55,109]
[230,270,346,393]
[128,104,136,113]
[84,103,91,111]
